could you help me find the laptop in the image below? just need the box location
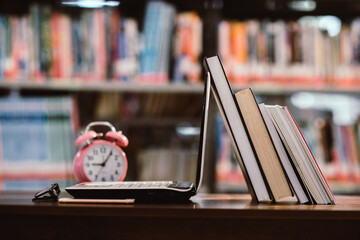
[65,73,211,202]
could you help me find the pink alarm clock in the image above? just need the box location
[73,121,128,182]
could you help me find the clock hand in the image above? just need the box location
[92,151,114,167]
[94,150,113,179]
[101,150,113,167]
[92,163,104,166]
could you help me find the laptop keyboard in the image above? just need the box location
[115,181,172,188]
[81,181,173,189]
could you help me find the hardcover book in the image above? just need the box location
[203,55,271,202]
[204,55,335,204]
[235,88,292,201]
[265,105,335,204]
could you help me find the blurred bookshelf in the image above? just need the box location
[0,0,359,196]
[0,81,206,93]
[3,81,360,95]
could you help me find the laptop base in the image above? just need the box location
[65,181,196,202]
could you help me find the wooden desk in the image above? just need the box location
[0,191,359,239]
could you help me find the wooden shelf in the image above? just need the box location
[234,83,360,96]
[2,80,360,95]
[0,81,205,94]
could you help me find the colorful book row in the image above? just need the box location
[0,95,78,190]
[219,18,360,86]
[0,3,203,84]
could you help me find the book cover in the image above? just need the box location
[259,103,311,204]
[284,106,335,204]
[235,89,292,201]
[266,105,335,204]
[203,55,270,202]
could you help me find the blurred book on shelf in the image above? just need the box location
[173,12,202,83]
[299,115,360,190]
[214,114,245,191]
[0,3,203,84]
[91,92,202,122]
[136,146,198,183]
[218,18,360,87]
[0,95,78,191]
[0,4,137,82]
[138,1,175,83]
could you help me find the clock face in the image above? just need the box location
[83,142,127,182]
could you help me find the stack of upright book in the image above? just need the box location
[203,55,335,204]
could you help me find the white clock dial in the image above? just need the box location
[83,143,126,181]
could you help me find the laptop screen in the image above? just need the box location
[195,72,211,193]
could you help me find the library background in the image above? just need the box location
[0,0,359,196]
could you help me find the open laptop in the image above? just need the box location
[65,73,211,202]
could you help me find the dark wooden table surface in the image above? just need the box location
[0,191,359,239]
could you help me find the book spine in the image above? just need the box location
[0,16,6,79]
[215,113,245,187]
[157,4,175,83]
[50,12,60,79]
[172,12,202,83]
[39,5,52,78]
[29,4,41,80]
[60,13,73,80]
[139,1,175,83]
